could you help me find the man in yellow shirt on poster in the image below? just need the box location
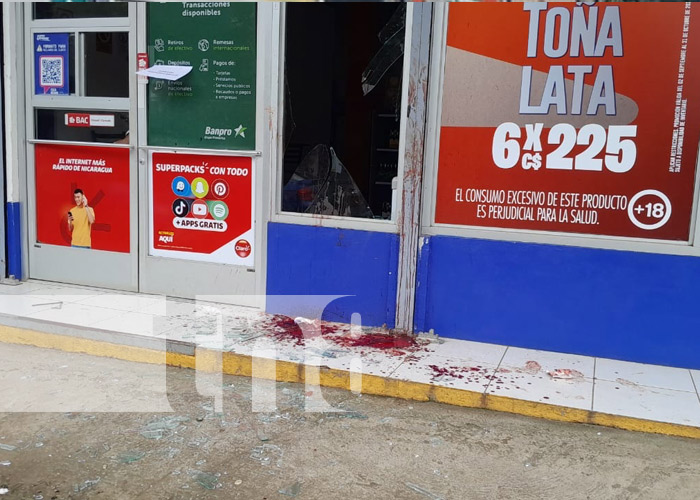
[67,188,96,249]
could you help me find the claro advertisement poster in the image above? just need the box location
[436,2,700,240]
[150,152,254,266]
[35,144,130,253]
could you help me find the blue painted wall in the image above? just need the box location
[5,202,22,280]
[415,235,700,370]
[266,222,399,328]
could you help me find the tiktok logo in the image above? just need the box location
[172,198,190,218]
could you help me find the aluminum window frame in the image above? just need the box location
[24,4,135,147]
[27,6,131,105]
[20,2,139,289]
[135,2,270,305]
[269,2,415,235]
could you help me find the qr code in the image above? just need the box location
[39,56,64,87]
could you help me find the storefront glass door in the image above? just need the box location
[24,3,139,290]
[135,3,266,307]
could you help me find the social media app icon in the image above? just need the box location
[191,199,208,218]
[207,200,229,221]
[172,198,190,218]
[191,177,209,198]
[212,179,229,199]
[171,176,192,197]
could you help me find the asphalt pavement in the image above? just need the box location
[0,343,698,500]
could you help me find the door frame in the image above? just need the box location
[268,2,433,331]
[395,2,432,332]
[22,2,139,291]
[135,3,273,307]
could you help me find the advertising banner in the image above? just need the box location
[147,3,256,150]
[34,33,70,95]
[35,144,130,252]
[436,2,700,241]
[150,152,254,266]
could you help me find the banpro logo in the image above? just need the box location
[204,126,232,138]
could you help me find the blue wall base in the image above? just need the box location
[6,202,22,280]
[266,222,399,328]
[415,235,700,370]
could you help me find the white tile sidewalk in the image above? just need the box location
[1,280,699,428]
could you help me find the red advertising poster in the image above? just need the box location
[35,144,130,252]
[436,2,700,241]
[150,152,254,265]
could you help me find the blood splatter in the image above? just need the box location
[265,315,307,345]
[263,315,419,355]
[427,365,490,381]
[522,361,541,374]
[320,323,343,336]
[333,332,417,350]
[264,315,332,345]
[428,365,463,379]
[547,369,584,380]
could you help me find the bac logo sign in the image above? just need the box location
[65,113,90,127]
[64,113,115,128]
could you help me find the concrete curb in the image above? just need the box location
[1,323,699,440]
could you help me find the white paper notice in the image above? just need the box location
[136,65,192,81]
